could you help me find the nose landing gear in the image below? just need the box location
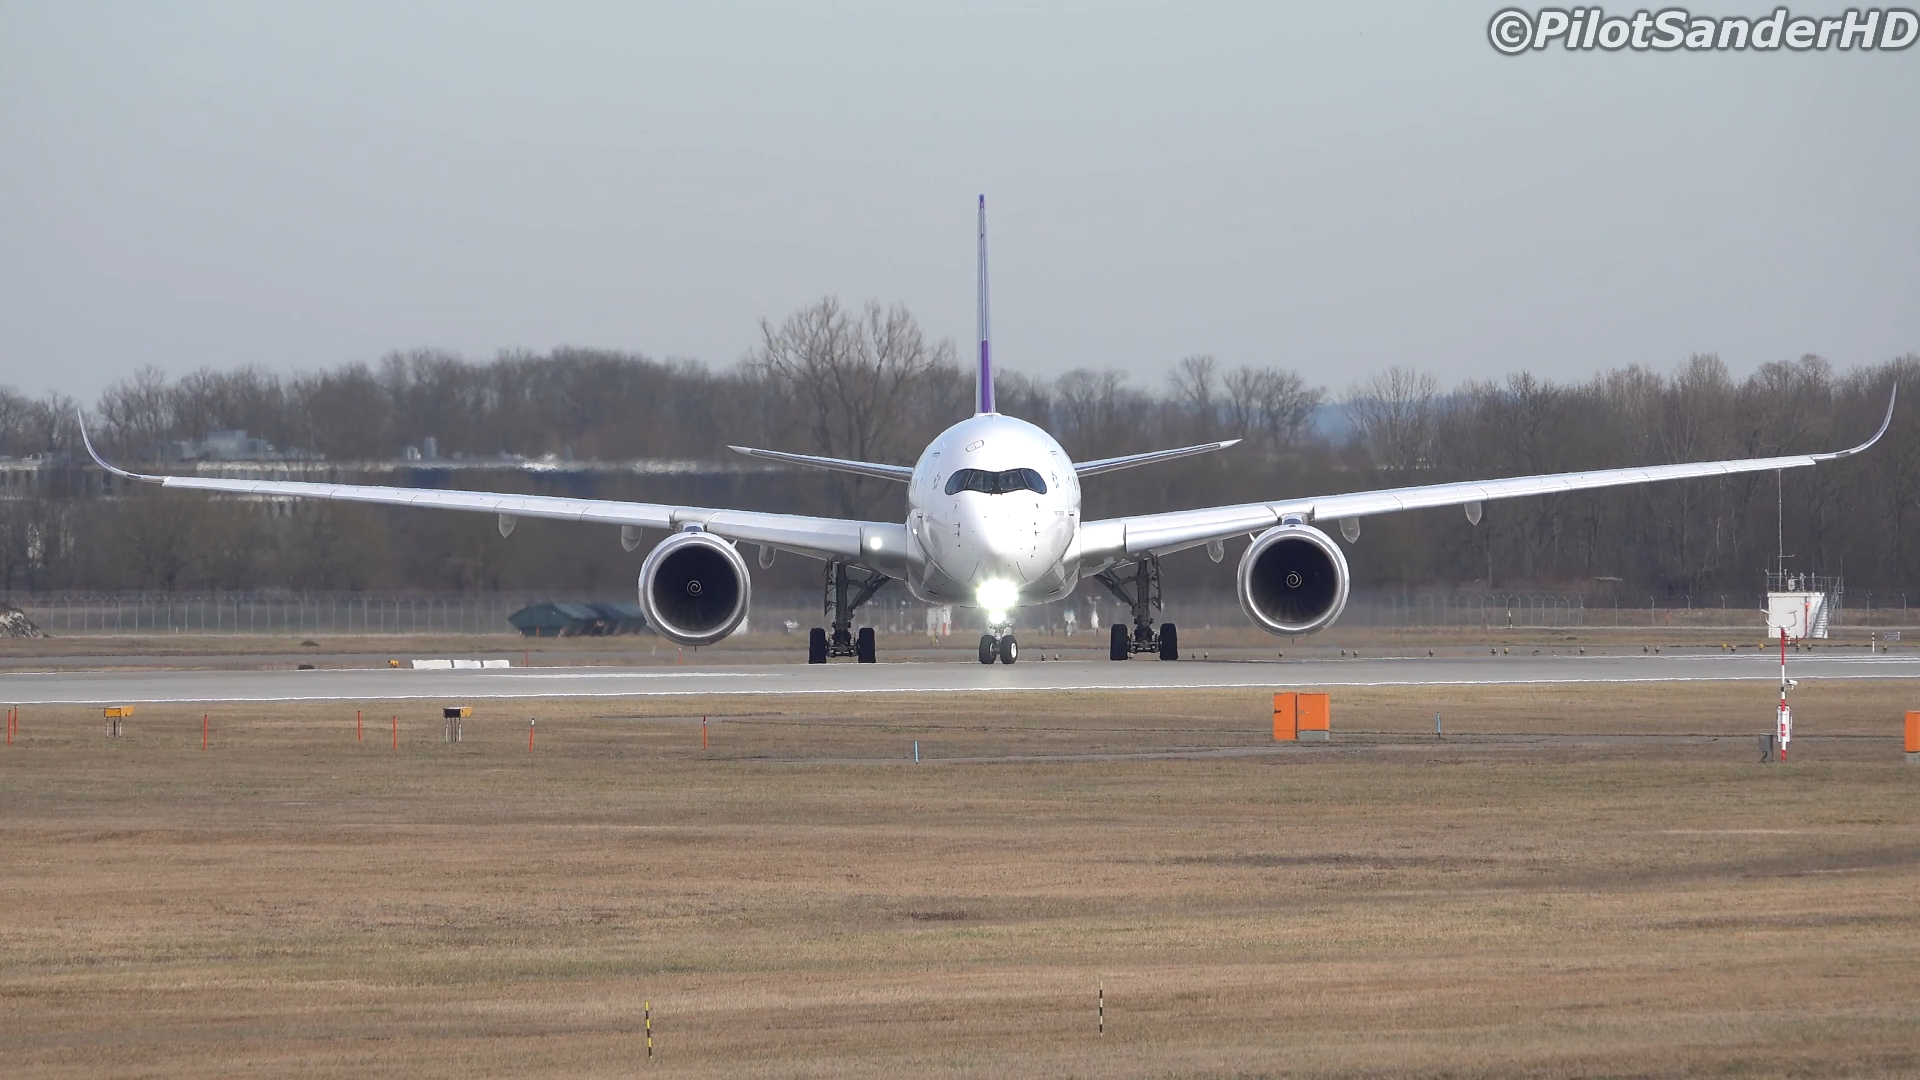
[807,560,891,664]
[979,616,1019,664]
[1094,557,1179,660]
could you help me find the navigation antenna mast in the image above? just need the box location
[1777,468,1787,580]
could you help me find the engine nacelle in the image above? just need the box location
[1236,521,1351,636]
[638,528,751,646]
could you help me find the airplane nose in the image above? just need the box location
[956,498,1047,583]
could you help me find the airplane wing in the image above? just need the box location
[81,421,895,564]
[1077,387,1897,563]
[726,445,913,482]
[1074,439,1240,477]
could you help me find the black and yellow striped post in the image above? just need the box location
[1098,979,1104,1036]
[645,1000,652,1060]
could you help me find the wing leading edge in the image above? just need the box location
[1074,440,1240,477]
[79,421,896,563]
[1078,387,1897,563]
[726,445,914,482]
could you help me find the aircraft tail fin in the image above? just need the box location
[976,194,995,415]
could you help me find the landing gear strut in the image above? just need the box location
[1094,557,1178,660]
[808,560,890,664]
[977,614,1018,665]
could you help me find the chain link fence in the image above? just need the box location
[5,589,1911,636]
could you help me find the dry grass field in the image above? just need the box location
[3,680,1919,1078]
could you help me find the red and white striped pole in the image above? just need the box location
[1777,626,1792,762]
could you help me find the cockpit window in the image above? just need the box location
[944,467,1048,496]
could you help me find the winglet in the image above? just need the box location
[975,194,994,416]
[1816,384,1898,461]
[76,412,150,481]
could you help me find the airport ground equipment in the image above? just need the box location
[1765,571,1838,640]
[1273,693,1330,741]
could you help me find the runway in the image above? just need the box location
[5,651,1919,704]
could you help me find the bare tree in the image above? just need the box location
[113,488,201,592]
[96,366,176,458]
[1052,369,1151,459]
[1344,367,1439,478]
[1168,354,1220,439]
[746,296,955,516]
[19,342,1920,601]
[1224,366,1324,456]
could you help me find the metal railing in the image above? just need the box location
[3,589,1910,636]
[9,593,530,636]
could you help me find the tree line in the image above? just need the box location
[0,295,1914,602]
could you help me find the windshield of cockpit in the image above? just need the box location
[944,468,1048,495]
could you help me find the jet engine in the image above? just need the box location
[1235,521,1350,636]
[638,528,751,646]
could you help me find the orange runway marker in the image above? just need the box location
[391,715,398,750]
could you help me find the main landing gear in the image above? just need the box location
[1095,556,1179,661]
[807,560,890,664]
[977,613,1018,665]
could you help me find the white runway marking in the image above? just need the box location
[4,652,1918,704]
[467,670,774,680]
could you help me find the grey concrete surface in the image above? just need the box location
[4,652,1918,705]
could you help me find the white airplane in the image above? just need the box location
[84,197,1896,665]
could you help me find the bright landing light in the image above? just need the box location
[976,579,1018,613]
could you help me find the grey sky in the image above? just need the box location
[2,2,1915,405]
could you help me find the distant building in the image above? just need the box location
[147,430,321,463]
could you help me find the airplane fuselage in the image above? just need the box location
[905,413,1082,611]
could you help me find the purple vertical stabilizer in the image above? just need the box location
[976,194,994,415]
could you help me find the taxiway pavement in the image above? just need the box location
[5,651,1918,704]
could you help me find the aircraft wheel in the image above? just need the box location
[1158,622,1179,661]
[1109,622,1130,661]
[978,634,997,665]
[808,627,828,664]
[999,635,1018,664]
[856,627,876,663]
